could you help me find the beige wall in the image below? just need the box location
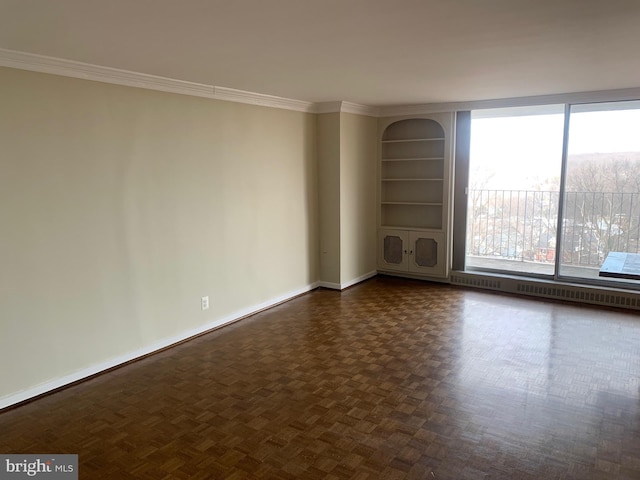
[0,67,318,402]
[339,113,377,284]
[316,113,341,285]
[317,112,377,287]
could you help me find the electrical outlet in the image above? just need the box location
[201,296,209,311]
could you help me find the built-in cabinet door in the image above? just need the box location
[379,229,447,278]
[378,229,409,272]
[408,231,446,277]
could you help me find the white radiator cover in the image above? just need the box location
[450,271,640,311]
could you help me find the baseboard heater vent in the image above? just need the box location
[450,274,502,290]
[451,272,640,311]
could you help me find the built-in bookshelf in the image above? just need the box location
[377,115,453,280]
[380,118,446,229]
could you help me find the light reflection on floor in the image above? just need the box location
[455,293,640,468]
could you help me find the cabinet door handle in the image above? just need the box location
[409,250,413,255]
[404,249,408,254]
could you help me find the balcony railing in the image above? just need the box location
[467,189,640,268]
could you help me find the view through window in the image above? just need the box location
[559,101,640,282]
[466,105,564,275]
[466,100,640,287]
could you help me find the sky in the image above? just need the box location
[470,105,640,190]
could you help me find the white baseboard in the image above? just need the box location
[340,271,377,289]
[0,281,320,410]
[318,271,377,291]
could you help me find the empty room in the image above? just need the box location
[2,1,640,479]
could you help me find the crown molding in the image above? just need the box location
[313,101,379,116]
[6,48,638,118]
[378,103,454,117]
[340,101,380,117]
[0,48,215,97]
[0,48,316,113]
[313,101,343,114]
[213,86,315,112]
[379,88,640,117]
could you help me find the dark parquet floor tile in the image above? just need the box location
[2,276,640,479]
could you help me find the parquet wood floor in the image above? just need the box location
[2,276,640,479]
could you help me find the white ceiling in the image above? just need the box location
[1,0,640,107]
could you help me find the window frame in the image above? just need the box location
[456,100,640,291]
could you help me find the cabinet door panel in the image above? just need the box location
[378,229,409,271]
[408,231,446,277]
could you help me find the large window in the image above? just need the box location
[465,100,640,288]
[466,106,564,275]
[559,101,640,282]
